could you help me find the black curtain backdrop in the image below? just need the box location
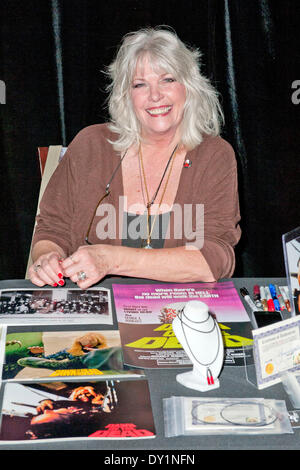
[0,0,299,280]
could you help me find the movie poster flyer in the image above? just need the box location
[0,378,156,442]
[113,281,253,368]
[1,328,144,382]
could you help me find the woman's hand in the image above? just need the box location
[29,251,65,287]
[61,245,112,288]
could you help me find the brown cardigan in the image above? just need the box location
[33,124,241,280]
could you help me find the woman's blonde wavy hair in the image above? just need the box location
[106,27,224,151]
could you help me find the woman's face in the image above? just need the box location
[130,56,186,142]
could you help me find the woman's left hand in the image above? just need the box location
[61,245,113,288]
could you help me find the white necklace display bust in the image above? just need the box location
[172,300,224,392]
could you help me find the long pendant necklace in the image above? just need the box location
[139,143,178,249]
[177,309,221,367]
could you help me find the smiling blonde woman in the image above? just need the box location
[30,26,241,289]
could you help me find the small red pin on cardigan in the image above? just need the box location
[183,159,191,168]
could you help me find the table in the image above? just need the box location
[0,277,297,452]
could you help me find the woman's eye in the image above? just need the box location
[163,77,176,83]
[132,83,145,88]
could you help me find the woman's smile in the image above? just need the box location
[146,105,173,116]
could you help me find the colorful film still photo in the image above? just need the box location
[3,329,143,381]
[0,379,155,441]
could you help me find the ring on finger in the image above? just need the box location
[34,264,42,273]
[77,271,87,281]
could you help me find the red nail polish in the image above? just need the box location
[58,273,63,279]
[58,280,65,286]
[52,283,58,287]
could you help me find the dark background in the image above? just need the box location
[0,0,299,280]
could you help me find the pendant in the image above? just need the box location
[141,239,153,249]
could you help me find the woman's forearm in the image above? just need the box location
[110,245,216,283]
[31,241,215,286]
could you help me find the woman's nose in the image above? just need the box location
[148,84,162,102]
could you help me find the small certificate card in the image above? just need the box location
[252,316,300,389]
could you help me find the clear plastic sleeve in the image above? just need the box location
[163,396,293,436]
[281,371,300,408]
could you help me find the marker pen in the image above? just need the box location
[240,287,260,312]
[259,286,269,311]
[269,284,281,311]
[253,284,263,309]
[275,285,285,311]
[280,286,291,312]
[265,286,275,312]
